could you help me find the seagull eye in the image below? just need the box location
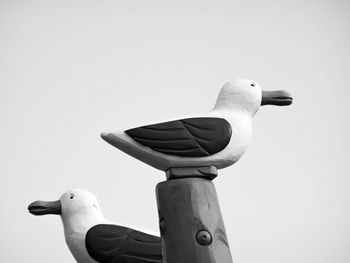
[250,82,255,87]
[69,194,74,199]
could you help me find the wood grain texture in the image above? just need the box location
[166,166,218,180]
[156,178,233,263]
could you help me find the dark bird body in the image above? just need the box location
[86,224,163,263]
[125,117,232,157]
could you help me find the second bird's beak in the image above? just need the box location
[261,90,293,106]
[28,200,61,216]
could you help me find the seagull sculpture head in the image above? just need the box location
[28,189,103,223]
[214,79,292,116]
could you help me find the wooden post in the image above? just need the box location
[100,79,293,263]
[156,177,233,263]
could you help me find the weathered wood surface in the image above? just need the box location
[166,166,218,180]
[156,178,233,263]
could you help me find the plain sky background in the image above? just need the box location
[1,0,349,262]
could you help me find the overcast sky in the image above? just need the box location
[1,1,349,262]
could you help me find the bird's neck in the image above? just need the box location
[212,103,253,119]
[213,98,258,117]
[214,99,246,112]
[62,212,106,235]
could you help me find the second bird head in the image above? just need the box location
[213,79,293,115]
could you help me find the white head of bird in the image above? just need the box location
[213,79,292,115]
[28,189,105,232]
[60,190,104,228]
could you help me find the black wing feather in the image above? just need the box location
[86,224,163,263]
[125,117,232,157]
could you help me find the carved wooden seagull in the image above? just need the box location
[101,79,292,175]
[28,189,163,263]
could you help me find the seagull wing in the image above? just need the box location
[125,117,232,157]
[86,224,163,263]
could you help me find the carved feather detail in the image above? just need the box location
[125,117,232,157]
[85,224,163,263]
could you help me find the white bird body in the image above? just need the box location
[62,213,104,263]
[209,108,253,161]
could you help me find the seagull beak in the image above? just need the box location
[261,90,293,106]
[28,200,61,216]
